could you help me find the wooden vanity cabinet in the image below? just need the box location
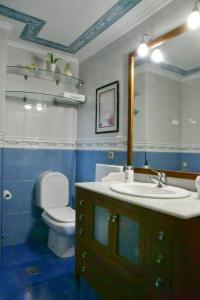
[75,187,200,300]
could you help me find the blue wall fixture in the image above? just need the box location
[0,0,142,53]
[2,148,76,246]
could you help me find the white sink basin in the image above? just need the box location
[110,182,190,199]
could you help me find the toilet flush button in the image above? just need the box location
[3,190,12,200]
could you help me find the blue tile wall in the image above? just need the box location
[76,150,181,183]
[180,153,200,173]
[0,149,2,259]
[134,151,181,171]
[76,150,127,182]
[1,147,199,248]
[1,148,76,247]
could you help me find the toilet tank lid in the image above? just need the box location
[45,207,75,223]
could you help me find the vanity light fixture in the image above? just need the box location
[188,0,200,30]
[137,34,150,58]
[151,49,164,63]
[24,103,32,110]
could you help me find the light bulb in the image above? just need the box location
[36,103,43,111]
[137,42,149,58]
[24,104,32,110]
[151,49,164,63]
[188,9,200,29]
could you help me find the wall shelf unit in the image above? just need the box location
[6,91,85,106]
[7,66,84,87]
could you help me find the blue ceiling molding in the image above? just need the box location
[0,0,142,54]
[136,58,200,77]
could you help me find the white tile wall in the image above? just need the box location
[0,28,8,135]
[134,68,181,146]
[181,77,200,146]
[5,45,79,142]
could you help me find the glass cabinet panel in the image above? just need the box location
[93,205,109,247]
[117,215,140,265]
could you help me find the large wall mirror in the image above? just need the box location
[128,24,200,179]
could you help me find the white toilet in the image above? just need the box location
[36,171,75,258]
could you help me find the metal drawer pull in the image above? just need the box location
[158,231,165,241]
[79,199,84,207]
[155,277,162,288]
[79,214,84,221]
[82,251,87,258]
[79,228,84,235]
[82,266,87,273]
[112,215,118,223]
[156,254,164,264]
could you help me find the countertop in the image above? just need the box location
[75,181,200,219]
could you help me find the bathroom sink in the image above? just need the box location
[110,182,190,199]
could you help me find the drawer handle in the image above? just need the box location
[82,266,87,273]
[79,228,84,235]
[79,214,84,221]
[156,254,164,264]
[158,231,165,241]
[82,251,87,259]
[155,277,162,288]
[79,199,84,207]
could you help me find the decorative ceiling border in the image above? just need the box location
[136,58,200,77]
[0,0,142,54]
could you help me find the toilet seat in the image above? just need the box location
[45,207,75,223]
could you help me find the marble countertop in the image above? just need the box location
[75,181,200,219]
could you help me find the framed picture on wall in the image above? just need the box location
[95,81,119,134]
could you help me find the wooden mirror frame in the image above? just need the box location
[128,23,199,180]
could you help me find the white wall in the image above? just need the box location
[145,70,181,145]
[134,66,200,150]
[78,0,193,143]
[5,46,79,142]
[0,27,8,137]
[181,76,200,146]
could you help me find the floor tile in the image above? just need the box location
[0,243,102,300]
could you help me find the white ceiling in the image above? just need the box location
[0,0,174,61]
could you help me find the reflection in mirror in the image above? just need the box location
[134,27,200,173]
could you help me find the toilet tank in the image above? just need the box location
[36,172,69,209]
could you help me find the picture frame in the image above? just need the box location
[95,81,119,134]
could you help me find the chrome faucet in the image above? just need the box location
[150,170,167,187]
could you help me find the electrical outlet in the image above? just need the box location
[108,151,114,160]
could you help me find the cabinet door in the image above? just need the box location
[88,197,113,255]
[111,207,145,274]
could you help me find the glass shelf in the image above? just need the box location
[7,66,84,87]
[6,90,85,106]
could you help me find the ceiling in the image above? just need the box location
[0,0,173,61]
[160,27,200,71]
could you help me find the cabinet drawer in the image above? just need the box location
[77,248,144,300]
[147,274,171,300]
[151,218,173,247]
[150,244,171,274]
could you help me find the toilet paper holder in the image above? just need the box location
[3,190,12,200]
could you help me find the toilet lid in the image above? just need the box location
[45,207,75,223]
